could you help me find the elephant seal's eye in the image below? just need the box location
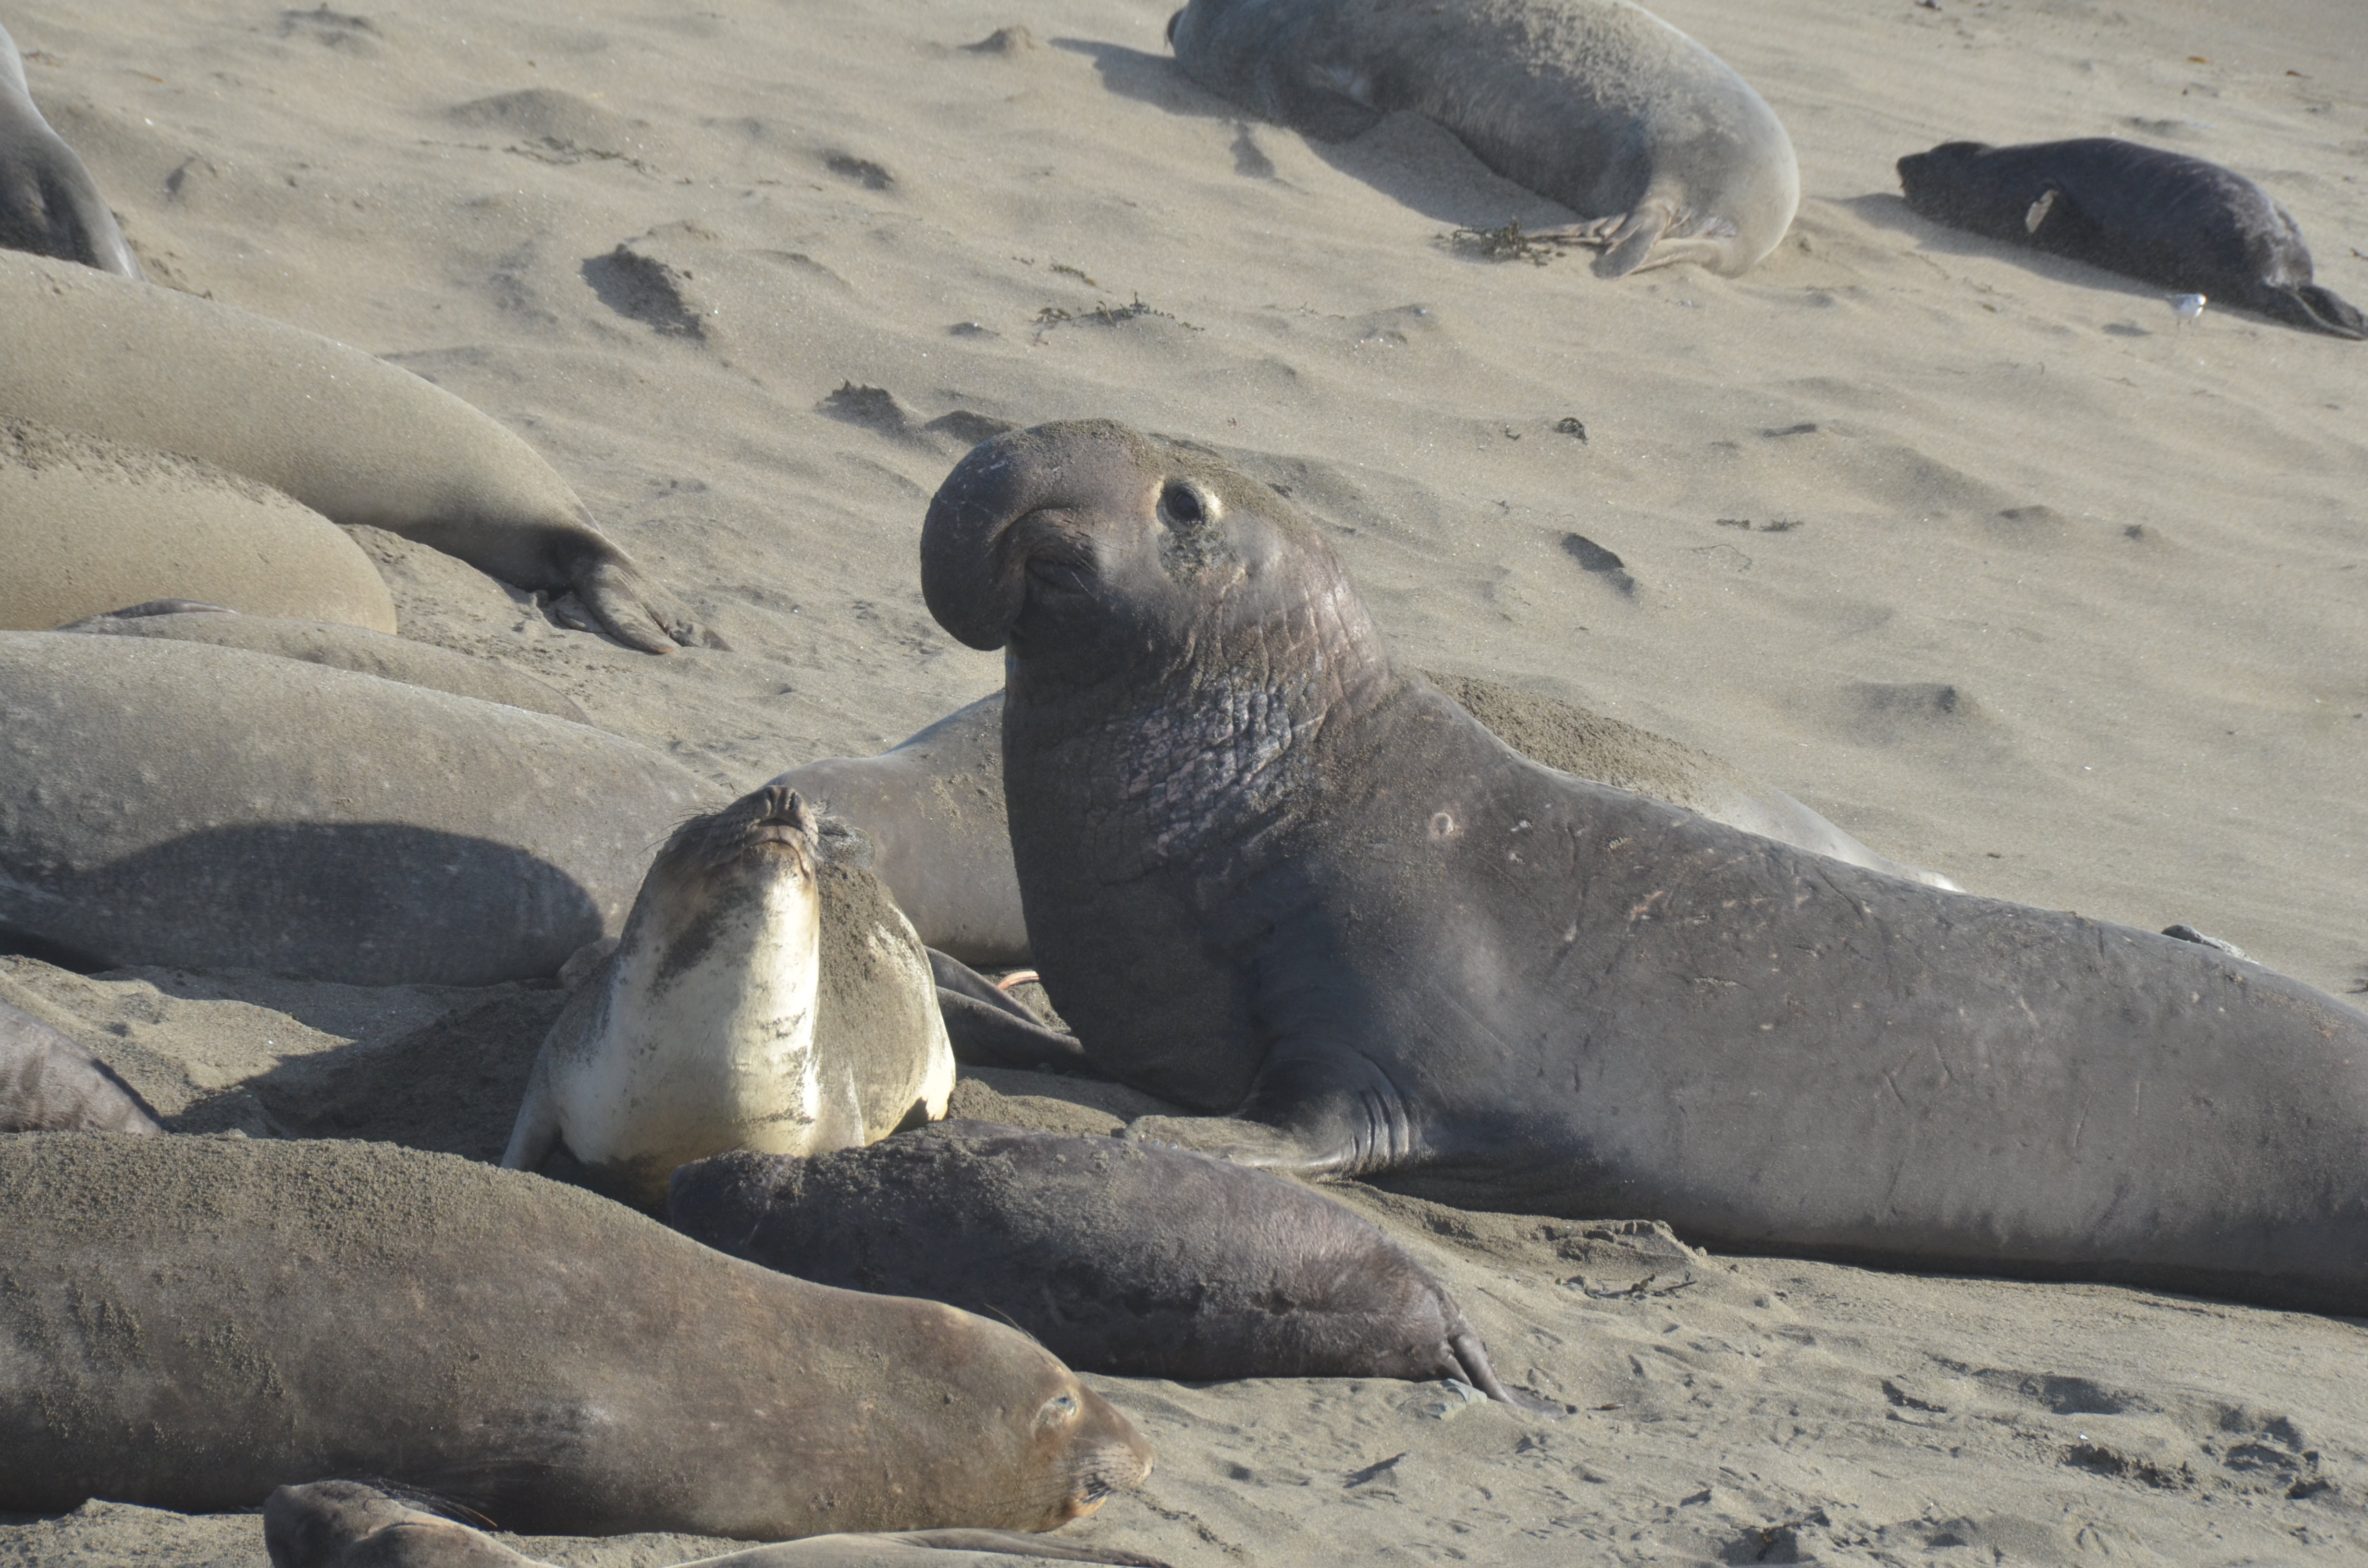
[1159,482,1211,527]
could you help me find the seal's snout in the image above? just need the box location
[1061,1383,1156,1518]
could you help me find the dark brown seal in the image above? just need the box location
[918,419,2368,1314]
[669,1121,1551,1408]
[1896,137,2365,339]
[0,1134,1151,1536]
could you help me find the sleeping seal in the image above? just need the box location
[670,1121,1548,1408]
[0,251,702,650]
[0,997,161,1134]
[0,632,707,985]
[1,416,399,634]
[920,420,2368,1314]
[0,1134,1152,1535]
[502,786,955,1208]
[0,22,138,277]
[1896,137,2366,339]
[1167,0,1798,276]
[264,1481,1168,1567]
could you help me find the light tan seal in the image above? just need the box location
[0,21,138,278]
[503,785,955,1207]
[0,251,700,651]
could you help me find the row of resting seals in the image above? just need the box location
[502,785,955,1209]
[1897,137,2366,340]
[61,601,592,722]
[0,21,138,278]
[0,251,703,651]
[0,996,161,1134]
[0,1134,1152,1534]
[1167,0,1798,277]
[669,1120,1554,1410]
[266,1482,1169,1568]
[920,420,2368,1315]
[0,632,708,986]
[0,415,399,633]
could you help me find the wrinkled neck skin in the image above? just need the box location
[1002,565,1400,889]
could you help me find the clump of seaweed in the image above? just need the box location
[1033,294,1202,339]
[1443,220,1585,266]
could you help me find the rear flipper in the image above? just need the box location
[2283,283,2367,340]
[928,950,1098,1072]
[1447,1328,1566,1417]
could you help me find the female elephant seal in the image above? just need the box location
[670,1121,1550,1408]
[0,997,161,1134]
[1167,0,1798,276]
[0,22,138,278]
[264,1481,1168,1567]
[0,1134,1152,1535]
[0,251,700,650]
[920,420,2368,1314]
[502,785,956,1208]
[1896,137,2366,339]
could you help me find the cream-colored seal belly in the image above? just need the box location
[502,785,953,1206]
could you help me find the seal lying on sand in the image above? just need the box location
[0,1135,1151,1535]
[265,1481,1169,1568]
[920,420,2368,1314]
[0,22,138,277]
[1,416,399,633]
[0,632,706,985]
[670,1121,1548,1408]
[0,998,161,1134]
[1896,137,2366,340]
[0,251,702,650]
[503,786,955,1208]
[63,603,589,721]
[1168,0,1797,276]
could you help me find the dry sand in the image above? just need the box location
[2,0,2365,1561]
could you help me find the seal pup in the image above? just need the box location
[920,420,2368,1314]
[0,632,707,986]
[1,416,400,633]
[1168,0,1798,276]
[0,1134,1153,1535]
[265,1481,1169,1567]
[0,998,161,1134]
[670,1121,1552,1408]
[0,251,702,651]
[1896,137,2366,339]
[502,786,956,1208]
[0,22,138,277]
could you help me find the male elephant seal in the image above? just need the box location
[0,997,161,1134]
[0,632,707,985]
[0,22,138,277]
[264,1482,1168,1568]
[670,1121,1549,1408]
[1,416,399,633]
[502,786,956,1208]
[920,420,2368,1314]
[0,251,700,649]
[1896,137,2366,339]
[0,1135,1152,1534]
[1167,0,1798,276]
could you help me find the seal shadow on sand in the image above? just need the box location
[1054,39,1579,232]
[1845,191,2183,313]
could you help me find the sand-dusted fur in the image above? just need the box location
[920,420,2368,1314]
[0,22,137,278]
[0,250,698,650]
[503,786,954,1207]
[0,1135,1152,1534]
[1168,0,1797,277]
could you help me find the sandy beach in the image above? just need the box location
[3,0,2365,1561]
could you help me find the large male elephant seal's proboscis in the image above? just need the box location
[1,416,399,633]
[0,251,702,649]
[0,998,161,1134]
[502,786,956,1209]
[1896,137,2366,340]
[0,633,708,986]
[0,1135,1153,1534]
[919,420,2368,1314]
[0,22,139,278]
[264,1481,1170,1568]
[1167,0,1798,277]
[670,1121,1549,1408]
